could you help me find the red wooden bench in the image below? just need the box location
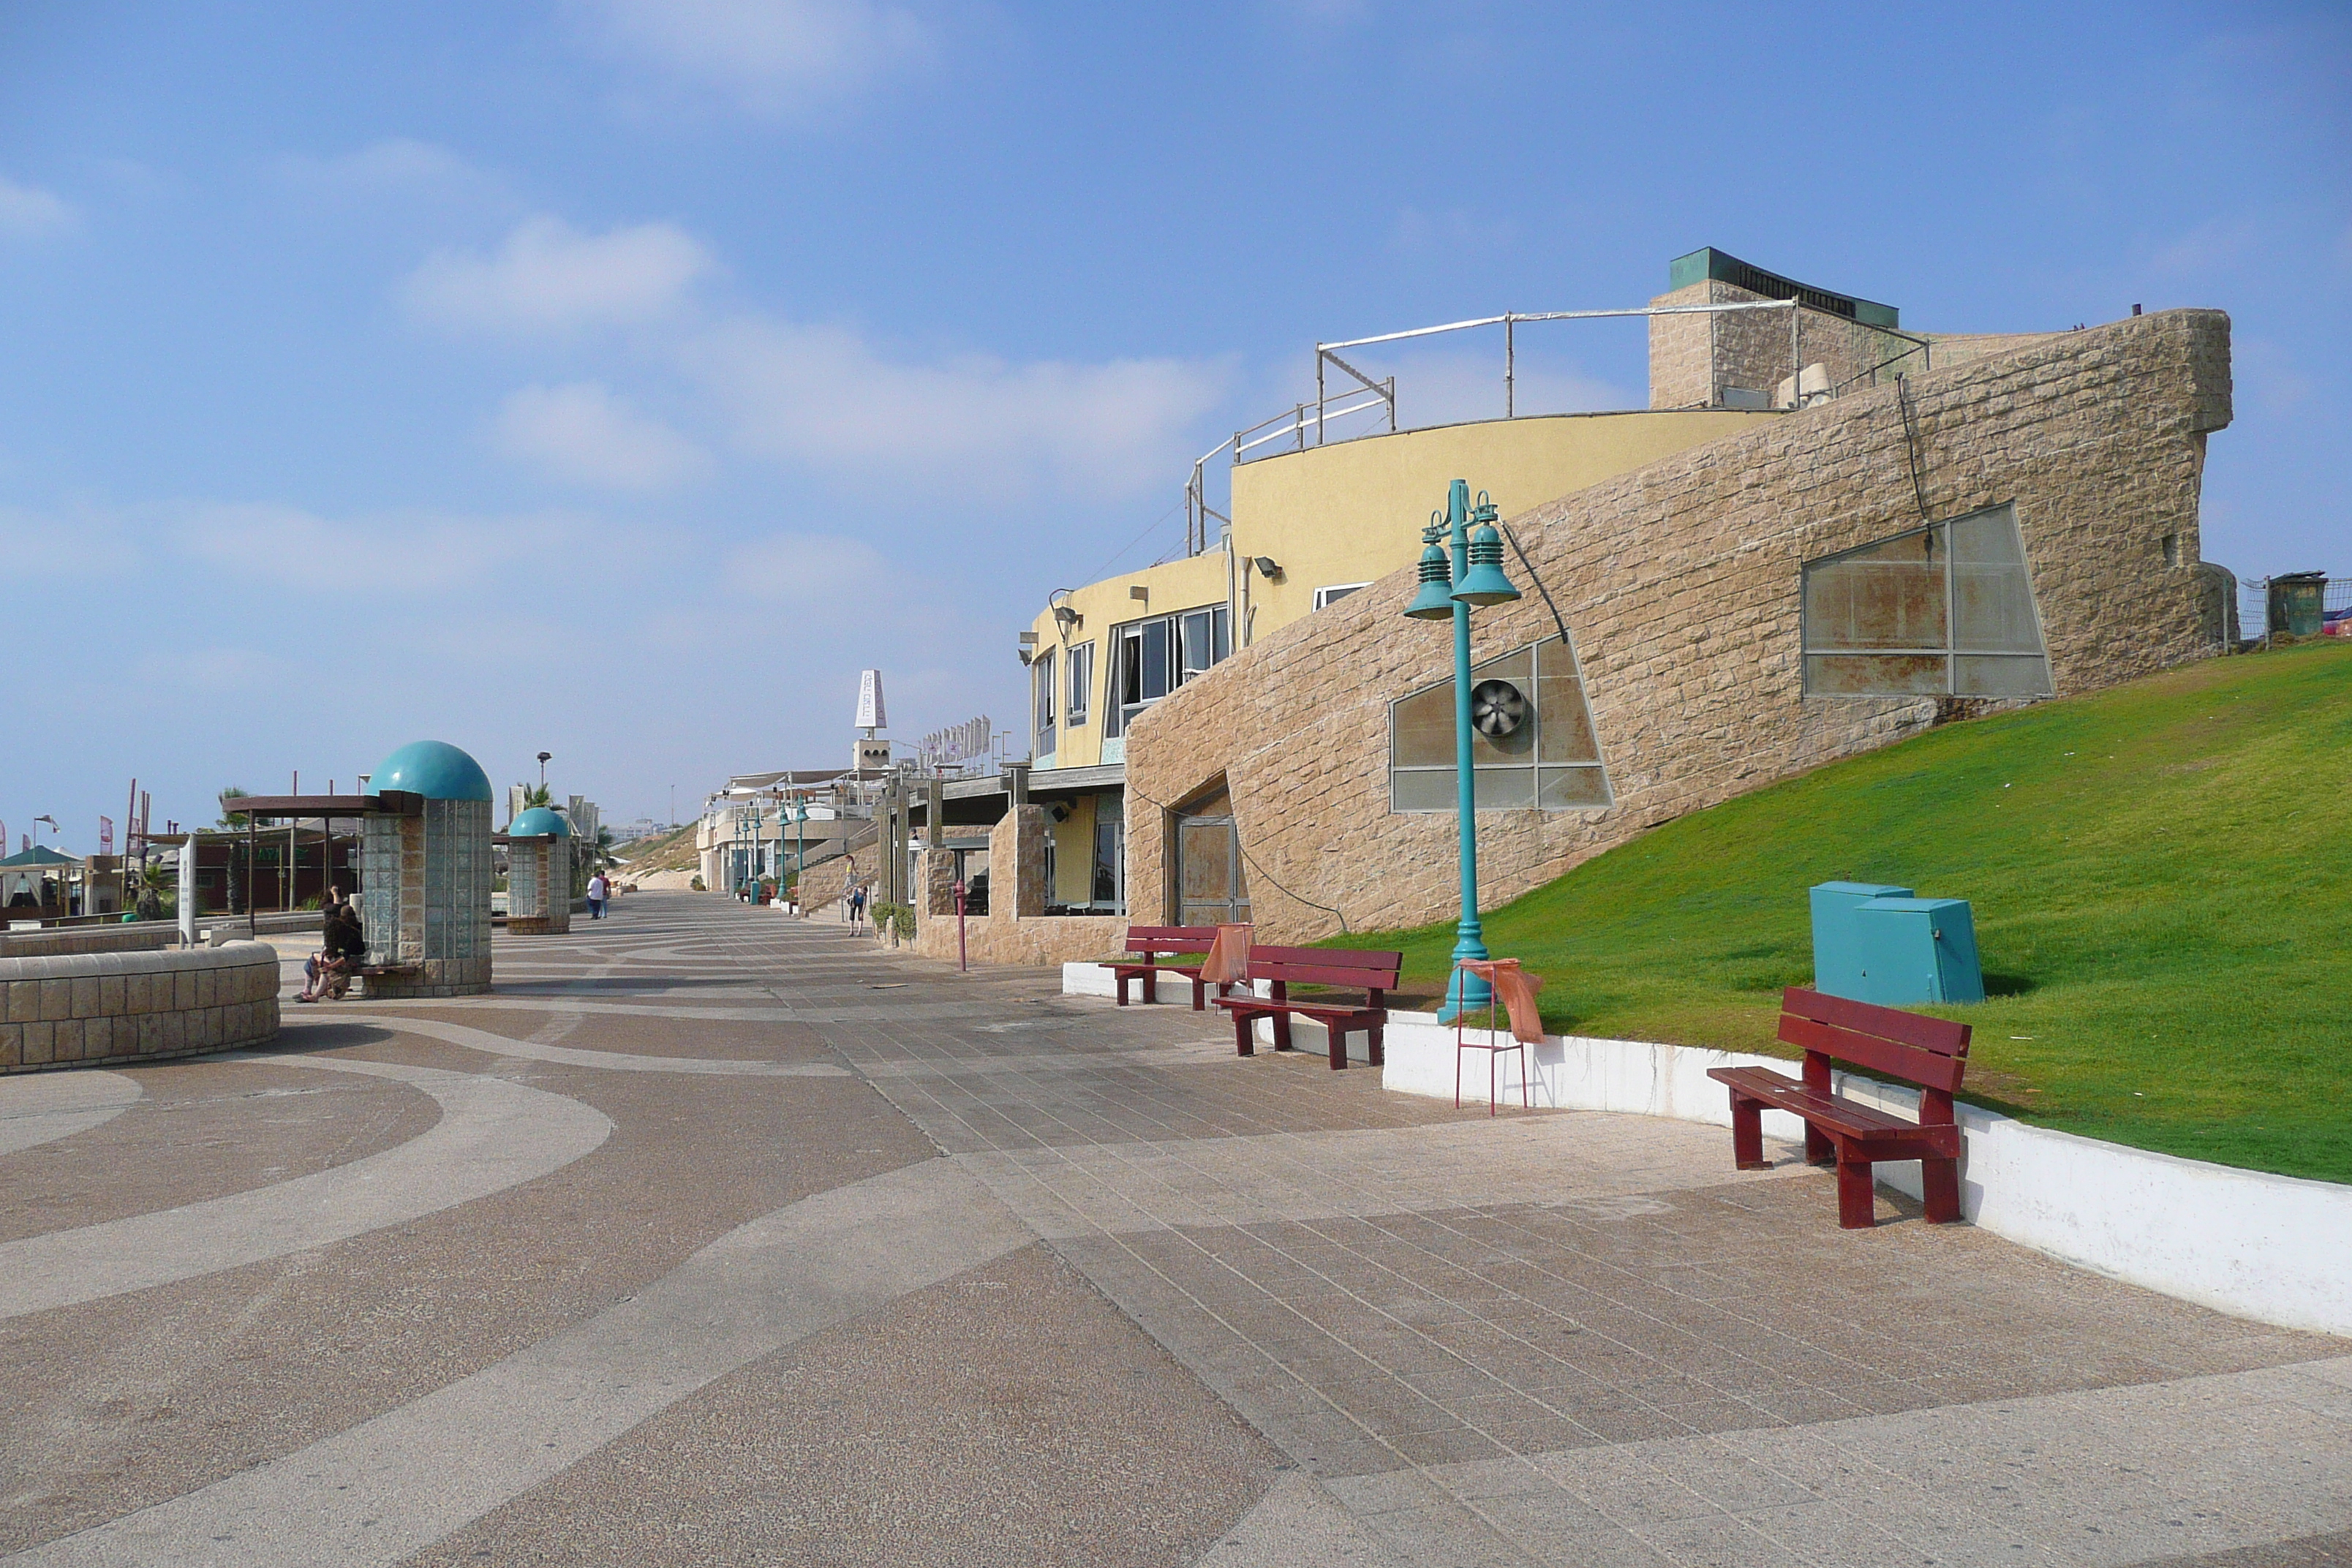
[1708,987,1971,1229]
[1214,946,1401,1071]
[1104,924,1227,1010]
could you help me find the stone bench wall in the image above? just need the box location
[0,941,280,1072]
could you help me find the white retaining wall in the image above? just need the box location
[1059,963,2352,1340]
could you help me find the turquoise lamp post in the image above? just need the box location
[1404,478,1521,1022]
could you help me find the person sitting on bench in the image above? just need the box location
[298,889,365,1003]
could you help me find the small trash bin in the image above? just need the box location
[1809,881,1913,998]
[1851,897,1985,1006]
[2268,572,2329,640]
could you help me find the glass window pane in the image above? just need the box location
[1141,619,1171,699]
[1537,672,1598,763]
[1805,530,1947,652]
[1539,766,1611,808]
[1470,766,1537,809]
[1953,653,2055,697]
[1806,653,1948,695]
[1213,606,1230,665]
[1180,611,1209,681]
[1066,644,1092,725]
[1948,507,2044,653]
[1390,683,1455,769]
[1390,769,1453,812]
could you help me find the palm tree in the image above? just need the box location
[217,786,252,828]
[516,783,554,811]
[593,824,618,869]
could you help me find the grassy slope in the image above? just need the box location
[613,822,698,874]
[1330,641,2352,1183]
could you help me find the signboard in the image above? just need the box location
[854,669,887,731]
[921,715,993,766]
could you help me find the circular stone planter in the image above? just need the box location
[0,941,280,1072]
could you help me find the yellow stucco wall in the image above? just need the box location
[1048,794,1097,905]
[1028,551,1230,770]
[1226,410,1779,634]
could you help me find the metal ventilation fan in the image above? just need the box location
[1469,679,1527,737]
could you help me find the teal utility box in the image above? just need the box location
[1851,897,1985,1006]
[1810,882,1913,998]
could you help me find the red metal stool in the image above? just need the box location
[1453,957,1539,1114]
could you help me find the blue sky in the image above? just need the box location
[1,1,2344,847]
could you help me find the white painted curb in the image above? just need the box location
[1060,965,2351,1338]
[1376,1011,2352,1339]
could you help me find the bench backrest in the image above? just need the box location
[1248,946,1404,997]
[1778,987,1970,1114]
[1120,924,1220,957]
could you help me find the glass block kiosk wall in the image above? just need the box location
[358,742,494,999]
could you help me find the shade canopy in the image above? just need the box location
[0,845,79,868]
[369,741,493,802]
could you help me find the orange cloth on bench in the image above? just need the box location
[1458,958,1546,1043]
[1199,924,1254,985]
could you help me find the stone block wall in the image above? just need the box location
[1126,310,2232,943]
[796,835,878,913]
[1648,281,1940,409]
[0,941,279,1072]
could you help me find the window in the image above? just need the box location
[1389,636,1610,813]
[1107,606,1229,735]
[1031,646,1056,760]
[1315,584,1370,610]
[1066,641,1094,727]
[1801,503,2053,698]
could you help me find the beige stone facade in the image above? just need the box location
[1123,310,2232,943]
[905,804,1129,966]
[0,941,279,1072]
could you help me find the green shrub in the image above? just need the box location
[872,901,915,940]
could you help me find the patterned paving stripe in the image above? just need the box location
[1323,1355,2352,1568]
[4,1161,1033,1568]
[0,1071,143,1157]
[324,1013,851,1077]
[0,1052,611,1321]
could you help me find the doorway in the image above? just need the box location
[1174,786,1249,927]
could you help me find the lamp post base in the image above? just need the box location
[1435,927,1493,1025]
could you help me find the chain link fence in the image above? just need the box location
[2236,575,2351,645]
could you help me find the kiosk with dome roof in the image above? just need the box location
[355,740,495,997]
[502,805,572,935]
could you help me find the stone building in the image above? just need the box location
[1118,308,2234,941]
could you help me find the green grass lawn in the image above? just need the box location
[1330,641,2352,1184]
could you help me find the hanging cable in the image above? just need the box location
[1124,780,1349,933]
[1499,521,1573,646]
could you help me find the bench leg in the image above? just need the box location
[1233,1011,1255,1058]
[1729,1094,1768,1170]
[1273,1011,1294,1052]
[1805,1119,1835,1167]
[1189,975,1206,1012]
[1115,972,1131,1006]
[1367,1022,1384,1069]
[1142,968,1158,1004]
[1327,1025,1346,1071]
[1921,1156,1962,1224]
[1836,1153,1877,1229]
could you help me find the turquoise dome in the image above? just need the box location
[369,741,494,802]
[508,806,570,837]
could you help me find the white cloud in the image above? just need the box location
[402,215,714,333]
[174,502,592,591]
[686,317,1231,499]
[0,173,75,238]
[578,0,935,113]
[494,382,709,489]
[2149,215,2257,277]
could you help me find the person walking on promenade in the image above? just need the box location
[848,883,866,931]
[587,870,609,920]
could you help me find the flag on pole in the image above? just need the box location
[99,817,114,856]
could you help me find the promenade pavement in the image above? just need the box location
[1,892,2345,1566]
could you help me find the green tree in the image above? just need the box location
[216,786,252,828]
[516,783,554,810]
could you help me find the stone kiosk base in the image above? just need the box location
[360,955,494,1000]
[0,941,279,1071]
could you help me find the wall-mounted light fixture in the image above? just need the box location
[1048,588,1080,635]
[1128,584,1149,603]
[1017,630,1039,666]
[1253,557,1283,581]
